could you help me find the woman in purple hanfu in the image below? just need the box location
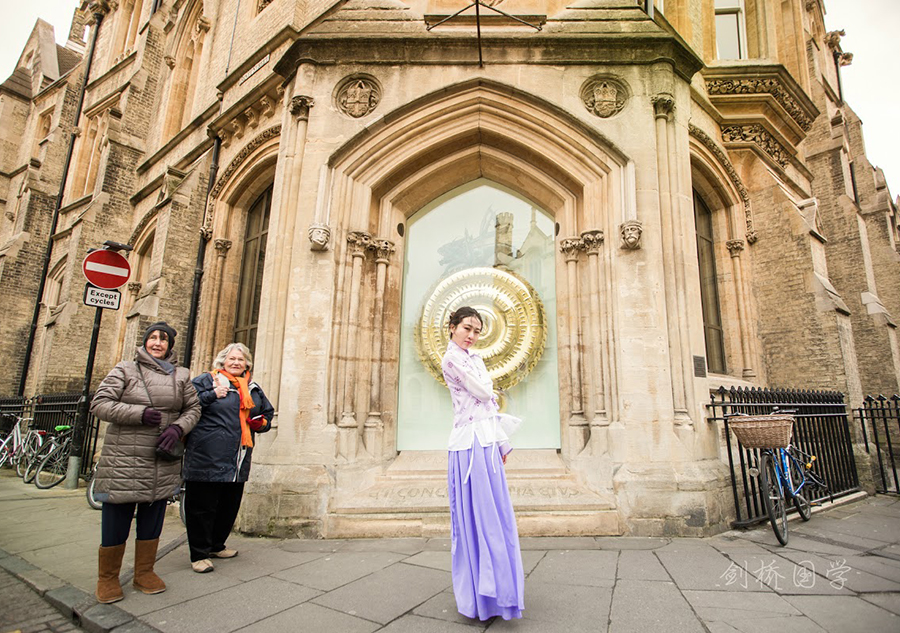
[442,306,524,621]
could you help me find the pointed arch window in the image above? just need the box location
[694,189,726,374]
[233,186,271,354]
[161,2,209,141]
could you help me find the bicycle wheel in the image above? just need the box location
[788,457,812,521]
[760,453,789,545]
[34,441,69,489]
[23,440,52,484]
[0,434,12,469]
[86,468,102,510]
[16,433,42,478]
[177,483,187,526]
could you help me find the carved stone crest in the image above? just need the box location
[336,76,381,119]
[580,77,628,119]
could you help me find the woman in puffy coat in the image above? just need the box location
[183,342,273,573]
[90,321,200,604]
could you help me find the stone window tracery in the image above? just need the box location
[110,0,145,64]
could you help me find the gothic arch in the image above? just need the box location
[306,79,635,461]
[195,130,279,371]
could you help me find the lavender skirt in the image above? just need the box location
[448,443,524,621]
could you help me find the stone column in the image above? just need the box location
[204,238,232,361]
[338,230,372,460]
[260,92,314,408]
[364,238,394,459]
[560,237,587,452]
[581,228,609,454]
[652,94,686,421]
[726,238,756,379]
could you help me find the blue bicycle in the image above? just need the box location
[728,411,833,545]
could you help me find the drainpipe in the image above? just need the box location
[183,135,220,369]
[18,9,105,396]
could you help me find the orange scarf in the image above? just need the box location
[212,369,255,448]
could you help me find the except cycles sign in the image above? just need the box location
[83,285,122,310]
[82,249,131,290]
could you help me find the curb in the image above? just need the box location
[0,537,185,633]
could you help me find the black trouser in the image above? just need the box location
[101,499,167,547]
[184,480,244,562]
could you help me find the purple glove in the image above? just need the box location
[142,407,162,427]
[156,425,183,452]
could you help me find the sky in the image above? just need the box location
[0,1,897,195]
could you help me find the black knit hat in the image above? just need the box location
[143,321,177,348]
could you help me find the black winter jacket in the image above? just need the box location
[183,373,274,482]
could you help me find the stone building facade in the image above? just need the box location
[1,0,897,537]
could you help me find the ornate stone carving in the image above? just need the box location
[651,94,675,119]
[559,237,584,261]
[229,118,244,140]
[244,108,259,129]
[369,238,396,263]
[214,238,232,254]
[209,126,281,201]
[721,124,789,168]
[259,95,274,118]
[580,77,628,118]
[199,226,213,240]
[164,55,176,69]
[705,78,813,132]
[689,123,757,244]
[838,52,853,66]
[726,239,745,256]
[127,281,142,294]
[347,231,373,257]
[308,223,332,251]
[258,0,274,12]
[620,220,643,250]
[290,95,314,121]
[824,30,844,50]
[196,16,211,33]
[579,229,605,254]
[335,76,381,119]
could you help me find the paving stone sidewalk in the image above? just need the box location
[1,471,898,633]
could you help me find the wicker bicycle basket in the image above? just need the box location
[728,414,794,449]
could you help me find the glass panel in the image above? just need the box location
[694,191,726,374]
[715,13,742,60]
[715,0,741,9]
[397,179,561,450]
[233,185,272,356]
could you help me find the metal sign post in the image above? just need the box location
[65,241,132,489]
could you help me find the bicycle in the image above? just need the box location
[0,414,41,477]
[727,411,833,546]
[24,410,77,484]
[33,425,74,489]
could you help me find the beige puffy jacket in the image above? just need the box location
[90,346,200,504]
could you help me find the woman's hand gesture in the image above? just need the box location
[213,384,229,399]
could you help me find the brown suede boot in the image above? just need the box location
[96,544,126,604]
[133,538,167,594]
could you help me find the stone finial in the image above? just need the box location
[308,223,332,251]
[620,220,643,250]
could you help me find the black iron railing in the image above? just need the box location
[708,386,860,527]
[856,396,900,494]
[0,393,99,476]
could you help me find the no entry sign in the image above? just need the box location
[82,249,131,290]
